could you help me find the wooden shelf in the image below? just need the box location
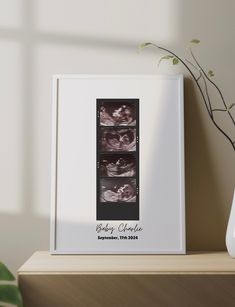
[18,251,235,307]
[18,251,235,275]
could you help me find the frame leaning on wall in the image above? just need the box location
[50,74,185,254]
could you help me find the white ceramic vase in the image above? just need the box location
[226,189,235,257]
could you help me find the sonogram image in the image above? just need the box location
[100,154,136,177]
[100,178,136,203]
[100,127,136,152]
[99,101,136,126]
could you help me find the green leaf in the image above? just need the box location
[208,70,215,77]
[228,103,235,110]
[0,285,23,307]
[158,55,174,66]
[172,58,179,65]
[190,39,200,44]
[139,42,152,49]
[161,55,174,60]
[0,263,15,281]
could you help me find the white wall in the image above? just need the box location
[0,0,235,274]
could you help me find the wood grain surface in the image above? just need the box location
[18,252,235,307]
[18,251,235,275]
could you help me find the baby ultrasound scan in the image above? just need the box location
[100,102,136,126]
[100,154,136,177]
[100,178,136,203]
[100,127,136,152]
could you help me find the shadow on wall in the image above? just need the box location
[184,77,231,250]
[0,213,49,275]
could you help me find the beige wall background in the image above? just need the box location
[0,0,235,274]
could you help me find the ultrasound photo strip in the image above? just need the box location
[97,99,139,221]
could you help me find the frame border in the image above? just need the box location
[50,74,185,254]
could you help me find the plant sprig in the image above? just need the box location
[139,40,235,151]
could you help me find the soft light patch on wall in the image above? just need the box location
[34,0,179,44]
[0,41,23,214]
[0,0,22,28]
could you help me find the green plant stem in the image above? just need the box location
[185,59,213,117]
[149,44,211,115]
[212,108,227,112]
[146,43,235,151]
[189,48,235,126]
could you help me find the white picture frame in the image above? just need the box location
[50,74,185,254]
